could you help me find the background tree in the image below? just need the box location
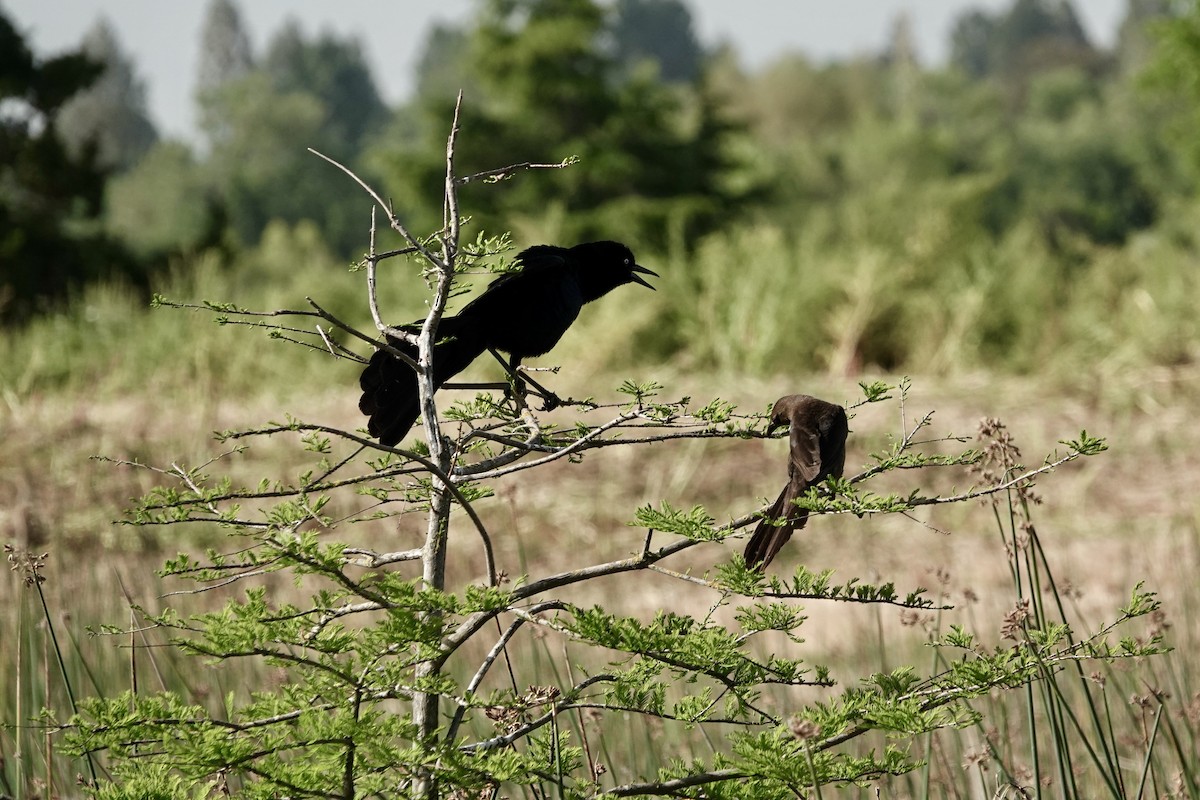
[949,0,1099,87]
[412,23,474,102]
[1115,0,1175,72]
[104,141,225,260]
[610,0,705,83]
[56,17,158,172]
[949,9,997,78]
[0,8,138,323]
[1142,0,1200,176]
[197,17,387,254]
[196,0,253,94]
[263,20,387,153]
[374,0,742,248]
[883,11,921,121]
[196,0,254,148]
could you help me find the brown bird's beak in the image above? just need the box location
[629,263,658,290]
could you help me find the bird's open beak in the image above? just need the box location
[629,263,658,290]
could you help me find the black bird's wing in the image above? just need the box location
[457,246,569,314]
[816,410,848,485]
[457,246,583,359]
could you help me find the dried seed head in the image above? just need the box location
[1129,693,1153,710]
[961,747,988,771]
[1001,598,1032,641]
[788,716,821,741]
[5,545,49,587]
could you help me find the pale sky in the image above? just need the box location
[2,0,1125,141]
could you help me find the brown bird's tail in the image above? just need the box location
[358,322,483,446]
[743,485,811,571]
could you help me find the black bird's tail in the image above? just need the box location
[358,322,483,446]
[743,485,810,571]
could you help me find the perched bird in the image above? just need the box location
[744,394,849,570]
[359,240,656,445]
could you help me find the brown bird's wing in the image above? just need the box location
[818,408,848,482]
[787,408,824,485]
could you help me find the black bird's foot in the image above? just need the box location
[537,391,563,412]
[503,379,532,419]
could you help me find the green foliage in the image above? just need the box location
[7,0,1200,378]
[188,12,390,255]
[0,218,367,398]
[1143,0,1200,173]
[262,20,387,152]
[198,72,365,253]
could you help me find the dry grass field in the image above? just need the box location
[3,358,1198,795]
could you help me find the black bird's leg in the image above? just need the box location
[487,349,562,411]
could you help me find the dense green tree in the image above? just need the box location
[611,0,704,82]
[950,10,998,78]
[375,0,742,247]
[56,17,158,171]
[1141,0,1200,175]
[1116,0,1175,71]
[986,126,1157,245]
[199,72,354,250]
[196,0,255,146]
[0,8,138,323]
[995,0,1095,76]
[883,12,921,121]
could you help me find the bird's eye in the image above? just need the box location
[623,257,631,266]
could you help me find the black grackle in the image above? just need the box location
[359,241,656,445]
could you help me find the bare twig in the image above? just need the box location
[365,204,418,345]
[455,157,577,186]
[307,147,445,271]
